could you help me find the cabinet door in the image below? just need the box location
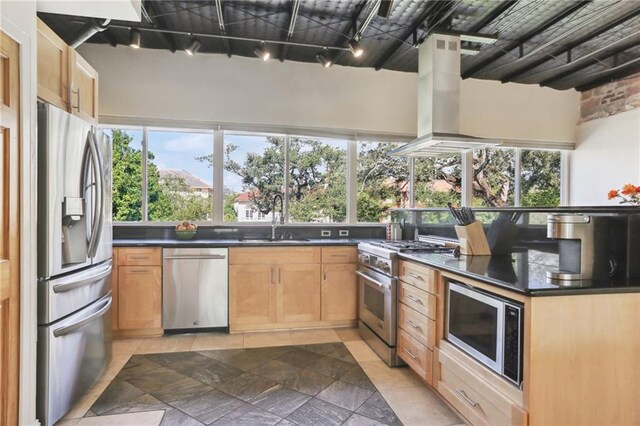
[118,266,162,330]
[321,263,357,321]
[37,18,69,110]
[229,264,276,327]
[277,264,321,323]
[69,49,99,123]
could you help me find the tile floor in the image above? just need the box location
[58,328,463,426]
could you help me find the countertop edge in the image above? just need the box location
[113,239,361,247]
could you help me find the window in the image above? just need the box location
[414,155,462,207]
[521,150,561,207]
[223,133,284,222]
[289,137,347,223]
[146,130,213,221]
[109,128,144,221]
[356,142,409,222]
[472,148,515,207]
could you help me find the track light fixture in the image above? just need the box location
[253,42,270,61]
[348,39,364,58]
[185,36,201,56]
[316,48,332,68]
[129,28,141,49]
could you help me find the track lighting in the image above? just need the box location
[316,48,332,68]
[348,39,364,58]
[129,28,141,49]
[185,36,201,56]
[253,42,270,61]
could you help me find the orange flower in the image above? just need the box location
[621,184,638,195]
[608,189,619,200]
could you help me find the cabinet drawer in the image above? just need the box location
[399,261,436,294]
[229,247,321,265]
[118,247,161,266]
[398,281,436,319]
[321,246,357,264]
[437,347,527,426]
[398,302,435,349]
[398,329,433,384]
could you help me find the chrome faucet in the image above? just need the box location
[271,194,284,240]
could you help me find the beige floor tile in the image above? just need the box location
[380,385,461,426]
[243,330,292,348]
[359,360,424,390]
[76,410,165,426]
[55,419,80,426]
[102,354,131,382]
[333,327,362,342]
[191,332,244,351]
[135,334,196,354]
[290,328,341,345]
[112,338,144,357]
[344,340,382,362]
[61,379,112,420]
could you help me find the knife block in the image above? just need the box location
[455,221,491,256]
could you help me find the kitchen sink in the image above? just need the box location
[239,238,310,243]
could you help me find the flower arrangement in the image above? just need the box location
[608,184,640,205]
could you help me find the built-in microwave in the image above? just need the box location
[445,281,524,387]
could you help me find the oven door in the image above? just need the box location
[357,268,396,346]
[446,281,504,375]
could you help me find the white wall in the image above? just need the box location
[570,109,640,206]
[0,1,38,424]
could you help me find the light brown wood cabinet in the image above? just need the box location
[113,247,162,336]
[37,18,99,123]
[229,246,357,332]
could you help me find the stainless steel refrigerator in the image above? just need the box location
[36,102,113,426]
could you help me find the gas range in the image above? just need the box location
[358,240,454,277]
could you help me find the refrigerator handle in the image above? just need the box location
[52,262,112,293]
[87,130,104,259]
[53,296,112,337]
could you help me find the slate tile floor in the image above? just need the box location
[87,343,402,425]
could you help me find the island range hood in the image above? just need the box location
[391,33,502,157]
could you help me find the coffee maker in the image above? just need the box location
[546,213,620,282]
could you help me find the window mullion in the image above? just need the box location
[461,152,473,207]
[514,148,521,207]
[347,140,357,224]
[142,127,149,221]
[213,129,224,223]
[284,135,290,223]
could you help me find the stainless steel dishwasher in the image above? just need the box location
[163,248,228,331]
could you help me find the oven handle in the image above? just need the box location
[356,270,391,289]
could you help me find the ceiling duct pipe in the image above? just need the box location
[70,18,111,48]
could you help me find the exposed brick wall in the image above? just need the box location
[580,73,640,123]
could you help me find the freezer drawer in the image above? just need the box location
[37,293,112,426]
[38,260,112,324]
[163,248,228,330]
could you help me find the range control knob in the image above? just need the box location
[377,261,390,273]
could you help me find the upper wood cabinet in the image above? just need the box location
[37,18,99,123]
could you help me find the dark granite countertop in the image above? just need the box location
[113,238,361,247]
[398,250,640,296]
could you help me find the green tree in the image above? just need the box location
[223,190,238,222]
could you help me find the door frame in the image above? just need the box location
[0,11,39,426]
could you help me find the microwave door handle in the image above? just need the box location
[87,131,104,258]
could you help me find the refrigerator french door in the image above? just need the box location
[36,102,113,426]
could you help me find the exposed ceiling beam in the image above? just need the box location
[279,0,301,62]
[500,5,640,83]
[461,0,591,79]
[539,35,640,87]
[215,0,232,57]
[331,1,371,64]
[143,1,177,53]
[468,0,518,33]
[576,56,640,91]
[372,0,444,71]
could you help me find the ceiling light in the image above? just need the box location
[461,46,481,56]
[129,28,141,49]
[253,42,270,61]
[348,39,364,58]
[316,48,332,68]
[185,37,201,56]
[460,33,498,44]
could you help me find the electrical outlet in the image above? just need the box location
[339,230,349,236]
[321,230,331,237]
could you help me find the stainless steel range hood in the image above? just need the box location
[391,33,502,157]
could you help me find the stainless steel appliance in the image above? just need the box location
[163,248,228,331]
[445,280,523,386]
[36,102,113,426]
[357,240,453,366]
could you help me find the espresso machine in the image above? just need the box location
[546,213,621,282]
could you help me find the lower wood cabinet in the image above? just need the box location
[229,264,276,326]
[117,266,162,330]
[278,264,321,323]
[321,263,358,321]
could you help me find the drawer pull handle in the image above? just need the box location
[408,273,424,281]
[407,320,422,331]
[403,348,417,360]
[455,388,479,408]
[129,256,150,260]
[129,269,149,273]
[407,295,424,305]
